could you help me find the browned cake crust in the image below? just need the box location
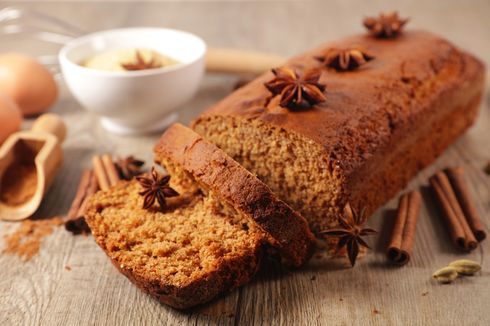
[193,30,485,233]
[114,234,262,309]
[154,123,316,267]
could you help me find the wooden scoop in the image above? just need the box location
[0,113,66,221]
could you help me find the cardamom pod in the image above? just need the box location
[449,259,482,276]
[432,266,458,284]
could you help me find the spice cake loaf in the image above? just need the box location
[192,30,485,234]
[85,124,314,309]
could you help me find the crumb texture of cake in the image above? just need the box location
[193,117,343,234]
[85,180,264,309]
[154,123,315,267]
[192,30,485,234]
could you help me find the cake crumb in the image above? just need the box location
[65,265,72,271]
[422,291,429,296]
[2,217,63,261]
[339,298,343,302]
[372,308,380,315]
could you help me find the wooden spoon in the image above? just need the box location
[0,113,66,221]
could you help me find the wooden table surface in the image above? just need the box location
[1,1,489,325]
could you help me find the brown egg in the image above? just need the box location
[0,93,22,144]
[0,53,58,116]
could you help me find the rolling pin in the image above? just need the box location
[205,48,285,75]
[0,113,66,221]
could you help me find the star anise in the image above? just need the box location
[115,156,145,180]
[121,50,162,71]
[316,47,374,71]
[320,203,377,267]
[264,67,326,109]
[363,12,409,38]
[135,167,179,210]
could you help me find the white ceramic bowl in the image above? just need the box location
[59,27,206,135]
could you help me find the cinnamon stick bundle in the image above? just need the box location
[387,191,422,266]
[429,169,479,251]
[65,155,121,235]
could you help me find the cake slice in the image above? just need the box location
[85,124,314,309]
[154,123,315,267]
[85,181,265,309]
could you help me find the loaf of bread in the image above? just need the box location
[193,30,485,234]
[85,124,314,309]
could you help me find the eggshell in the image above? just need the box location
[0,53,58,116]
[0,93,22,144]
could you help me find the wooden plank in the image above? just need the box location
[0,1,489,325]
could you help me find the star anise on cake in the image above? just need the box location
[121,50,162,71]
[136,167,179,210]
[320,203,377,267]
[115,156,145,180]
[363,12,409,38]
[316,47,374,71]
[264,67,326,109]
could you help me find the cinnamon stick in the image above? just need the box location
[92,155,110,190]
[66,170,92,221]
[101,154,120,187]
[387,191,421,266]
[65,171,98,235]
[429,171,477,251]
[446,167,486,241]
